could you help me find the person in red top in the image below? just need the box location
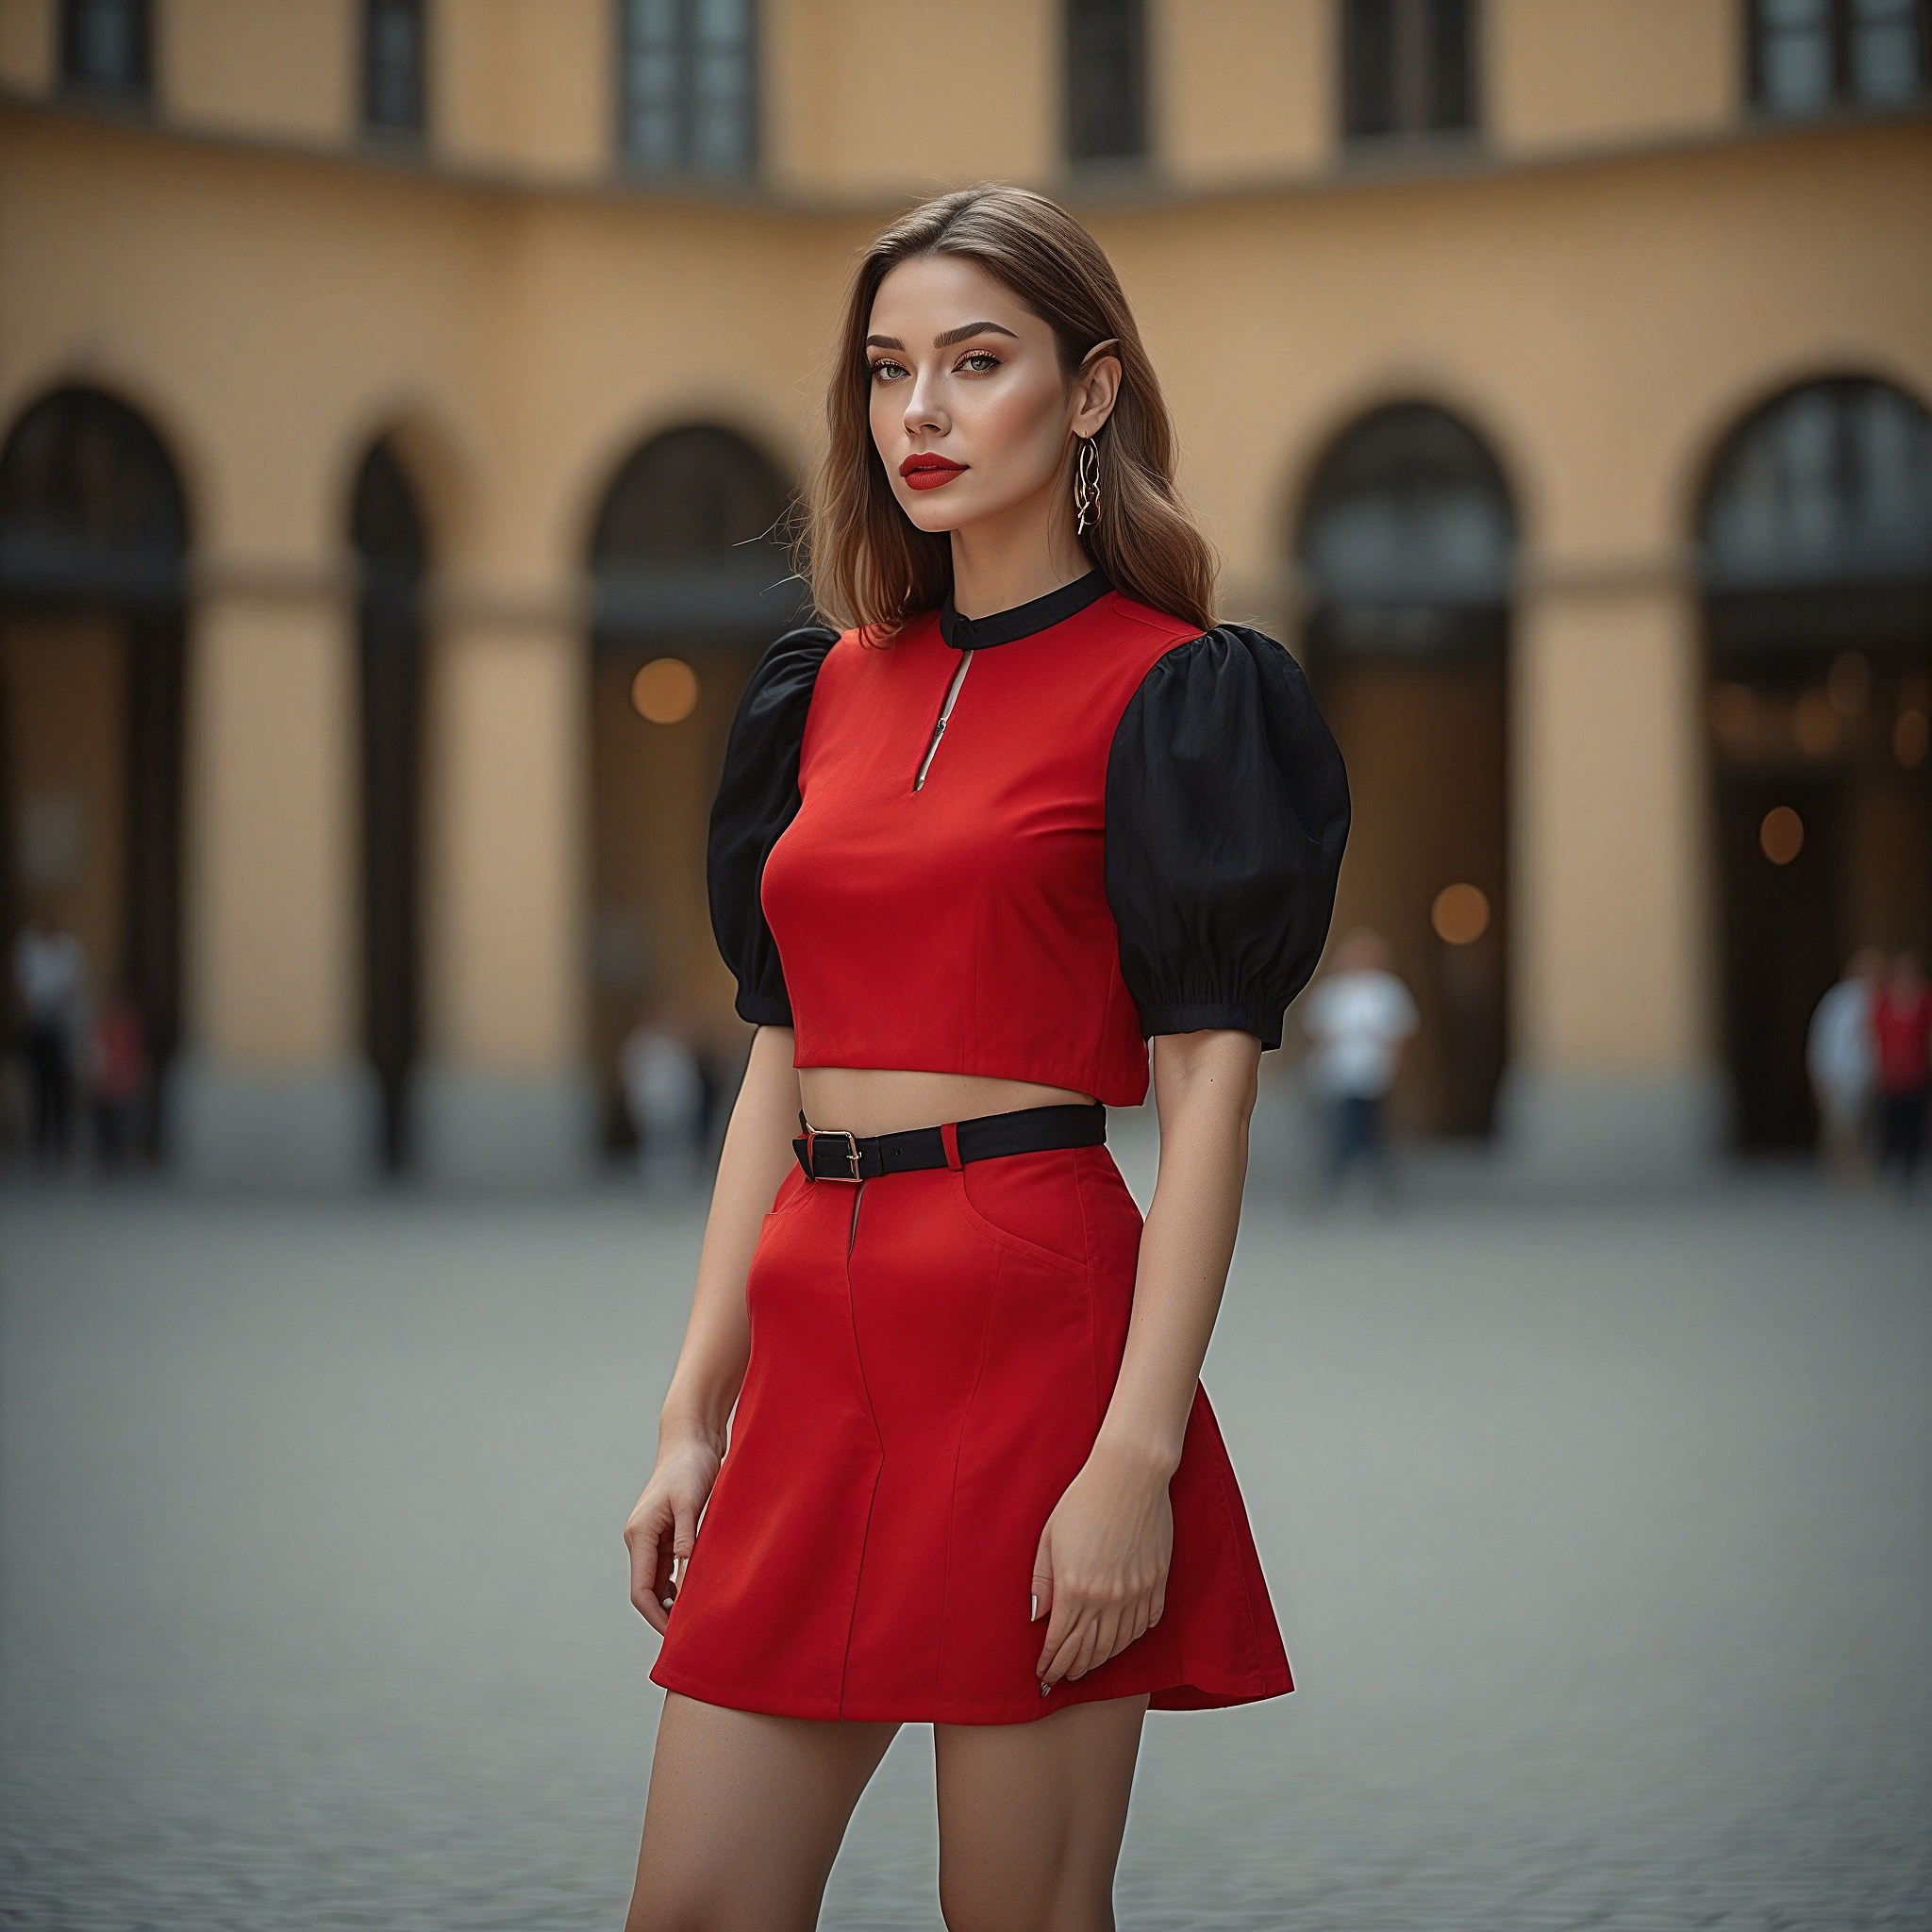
[1874,949,1932,1191]
[89,988,149,1169]
[618,187,1347,1930]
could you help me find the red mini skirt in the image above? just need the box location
[651,1142,1293,1724]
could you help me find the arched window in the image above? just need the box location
[591,424,796,641]
[1700,376,1932,1152]
[1299,401,1514,658]
[1294,403,1515,1139]
[587,425,796,1157]
[350,441,428,1173]
[1704,377,1932,591]
[0,387,186,606]
[0,388,189,1156]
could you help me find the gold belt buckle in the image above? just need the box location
[808,1126,864,1183]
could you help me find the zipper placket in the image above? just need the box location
[913,650,974,791]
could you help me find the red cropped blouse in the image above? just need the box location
[708,573,1349,1108]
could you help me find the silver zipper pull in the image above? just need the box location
[914,650,974,791]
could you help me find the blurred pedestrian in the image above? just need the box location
[1302,927,1417,1201]
[1873,950,1931,1195]
[1807,947,1882,1184]
[90,989,149,1171]
[619,1011,705,1187]
[13,904,89,1170]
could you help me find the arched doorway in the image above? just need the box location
[0,386,188,1161]
[349,439,427,1173]
[1296,402,1514,1137]
[1701,376,1932,1151]
[587,424,801,1155]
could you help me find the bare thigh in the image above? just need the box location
[934,1694,1149,1932]
[625,1692,898,1932]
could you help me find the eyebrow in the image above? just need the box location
[864,321,1021,353]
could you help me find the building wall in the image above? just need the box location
[3,3,1927,1181]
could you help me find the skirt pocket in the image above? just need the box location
[954,1151,1090,1277]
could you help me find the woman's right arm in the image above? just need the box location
[625,1023,802,1632]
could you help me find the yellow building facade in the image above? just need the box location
[2,0,1928,1184]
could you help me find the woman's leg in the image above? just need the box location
[933,1694,1149,1932]
[625,1692,898,1932]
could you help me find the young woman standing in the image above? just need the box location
[622,185,1348,1932]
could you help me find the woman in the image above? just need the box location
[622,185,1348,1932]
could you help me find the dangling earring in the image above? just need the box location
[1074,436,1101,537]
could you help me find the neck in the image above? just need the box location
[947,475,1091,620]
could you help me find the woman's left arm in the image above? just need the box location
[1032,1026,1262,1690]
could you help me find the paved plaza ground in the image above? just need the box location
[0,1160,1927,1930]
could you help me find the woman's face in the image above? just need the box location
[865,253,1116,538]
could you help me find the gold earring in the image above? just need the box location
[1074,437,1101,536]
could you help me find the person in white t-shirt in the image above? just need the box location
[13,906,90,1169]
[1301,927,1418,1194]
[620,1012,706,1187]
[1807,947,1882,1184]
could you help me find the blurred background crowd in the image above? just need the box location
[1,0,1928,1195]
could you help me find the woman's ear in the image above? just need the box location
[1074,340,1123,436]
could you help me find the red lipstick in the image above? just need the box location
[900,453,968,491]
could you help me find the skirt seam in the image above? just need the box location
[836,1188,888,1721]
[932,1240,1003,1710]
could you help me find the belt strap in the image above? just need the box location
[793,1102,1105,1182]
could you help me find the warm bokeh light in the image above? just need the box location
[631,657,700,724]
[1792,690,1840,757]
[1430,881,1491,945]
[1709,682,1757,743]
[1826,651,1871,718]
[1896,708,1929,769]
[1759,806,1804,865]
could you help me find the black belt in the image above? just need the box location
[792,1102,1106,1183]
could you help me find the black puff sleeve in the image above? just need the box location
[1105,626,1349,1049]
[707,625,840,1026]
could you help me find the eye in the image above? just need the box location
[868,358,910,383]
[957,351,1002,375]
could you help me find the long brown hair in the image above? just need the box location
[804,185,1217,637]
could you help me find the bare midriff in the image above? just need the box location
[796,1067,1097,1141]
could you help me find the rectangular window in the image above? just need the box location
[1066,0,1147,166]
[1341,0,1477,144]
[364,0,427,140]
[1750,0,1929,114]
[59,0,150,103]
[1850,0,1926,103]
[619,0,758,179]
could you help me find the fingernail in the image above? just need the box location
[1041,1681,1051,1697]
[1030,1594,1038,1622]
[660,1596,674,1609]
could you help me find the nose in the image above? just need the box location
[904,365,949,441]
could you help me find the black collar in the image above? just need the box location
[938,570,1111,651]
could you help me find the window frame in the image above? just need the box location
[1340,0,1481,150]
[1064,0,1150,171]
[615,0,761,184]
[361,0,429,143]
[1745,0,1932,117]
[58,0,152,106]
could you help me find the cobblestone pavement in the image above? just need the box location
[1,1166,1926,1930]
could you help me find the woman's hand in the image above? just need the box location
[1031,1440,1174,1691]
[625,1433,723,1635]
